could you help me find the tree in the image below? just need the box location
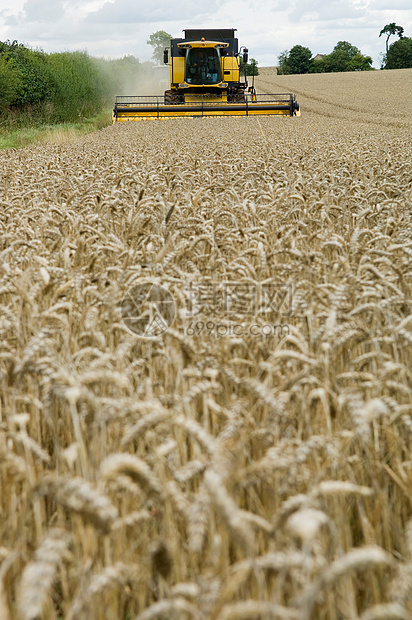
[311,56,327,73]
[248,58,259,76]
[349,52,373,71]
[385,36,412,69]
[326,41,359,71]
[379,23,404,53]
[240,57,259,76]
[278,45,313,74]
[277,50,289,74]
[147,31,172,65]
[320,41,372,72]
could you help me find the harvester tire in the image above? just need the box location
[228,89,246,103]
[164,90,183,104]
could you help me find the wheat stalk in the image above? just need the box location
[17,529,71,620]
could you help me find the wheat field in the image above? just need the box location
[1,68,412,620]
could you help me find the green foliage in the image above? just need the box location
[328,41,360,70]
[278,45,313,74]
[0,55,21,110]
[0,40,108,123]
[278,40,372,74]
[47,51,106,121]
[0,37,162,129]
[349,52,373,71]
[379,23,404,53]
[0,36,165,130]
[147,30,172,64]
[239,57,259,76]
[322,41,372,72]
[0,40,54,107]
[310,58,325,73]
[384,36,412,69]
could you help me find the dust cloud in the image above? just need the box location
[115,64,169,97]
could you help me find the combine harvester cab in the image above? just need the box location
[113,29,300,121]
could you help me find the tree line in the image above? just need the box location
[278,41,372,74]
[0,40,152,124]
[278,24,412,74]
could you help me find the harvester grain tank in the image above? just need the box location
[113,29,300,121]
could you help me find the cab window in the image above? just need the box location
[186,48,221,85]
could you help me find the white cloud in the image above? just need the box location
[22,0,65,22]
[86,0,218,24]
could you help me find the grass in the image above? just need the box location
[0,108,112,149]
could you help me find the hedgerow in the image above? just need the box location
[0,40,148,125]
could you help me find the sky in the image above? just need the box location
[0,0,411,68]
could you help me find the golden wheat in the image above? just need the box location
[0,67,412,619]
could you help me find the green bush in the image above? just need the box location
[0,41,111,124]
[0,40,53,107]
[46,51,107,121]
[0,55,21,110]
[0,39,155,127]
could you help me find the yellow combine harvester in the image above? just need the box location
[113,29,300,121]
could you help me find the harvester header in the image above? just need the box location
[112,28,300,121]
